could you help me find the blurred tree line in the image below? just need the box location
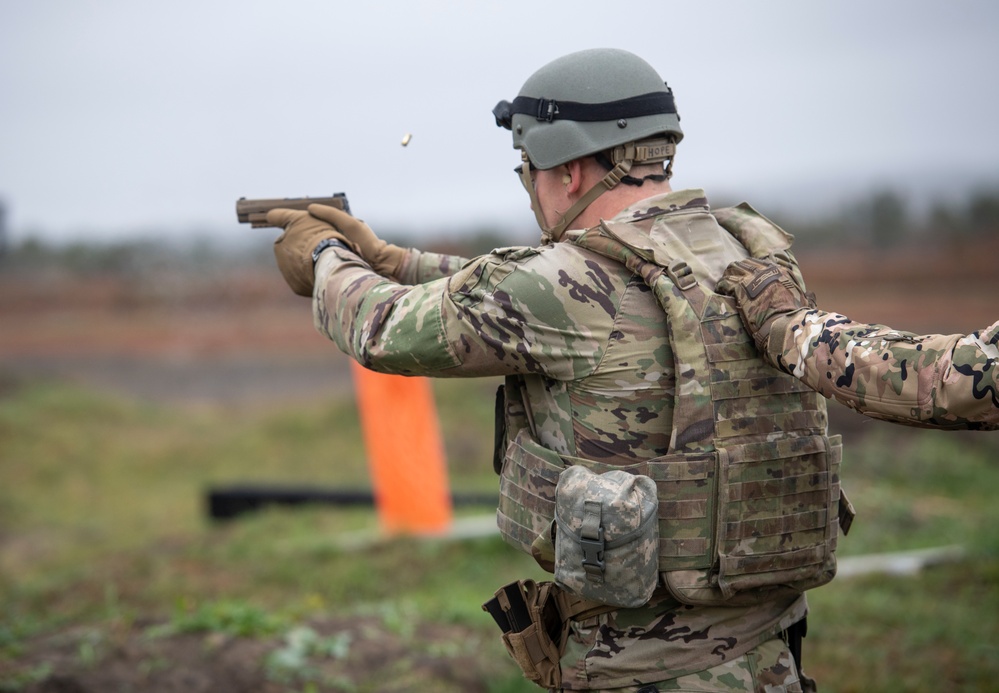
[0,235,277,277]
[1,186,997,274]
[772,185,999,249]
[0,226,521,277]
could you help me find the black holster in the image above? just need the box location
[783,617,817,692]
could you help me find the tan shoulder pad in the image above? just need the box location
[713,202,794,257]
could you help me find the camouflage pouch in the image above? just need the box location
[554,465,659,608]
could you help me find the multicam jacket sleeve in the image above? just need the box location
[311,242,629,381]
[767,310,999,429]
[394,248,469,285]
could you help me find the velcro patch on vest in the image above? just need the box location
[745,265,783,298]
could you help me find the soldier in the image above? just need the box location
[266,49,851,692]
[717,257,998,429]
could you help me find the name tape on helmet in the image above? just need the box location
[611,138,676,165]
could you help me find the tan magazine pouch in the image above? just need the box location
[482,580,566,689]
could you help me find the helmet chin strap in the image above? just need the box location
[525,143,637,244]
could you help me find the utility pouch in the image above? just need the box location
[482,579,566,689]
[554,465,660,608]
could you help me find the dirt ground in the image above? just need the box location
[1,239,995,691]
[12,616,499,693]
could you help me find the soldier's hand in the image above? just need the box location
[308,204,407,280]
[716,258,816,351]
[266,208,355,297]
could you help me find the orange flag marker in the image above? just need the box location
[350,362,453,534]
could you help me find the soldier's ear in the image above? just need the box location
[563,161,585,195]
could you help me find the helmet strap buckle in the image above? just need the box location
[536,99,559,122]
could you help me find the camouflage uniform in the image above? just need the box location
[312,189,809,690]
[766,311,999,430]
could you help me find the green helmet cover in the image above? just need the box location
[494,48,683,170]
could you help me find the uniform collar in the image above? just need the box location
[610,189,711,223]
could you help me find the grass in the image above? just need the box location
[804,423,999,692]
[1,376,998,691]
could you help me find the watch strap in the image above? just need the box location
[312,238,350,267]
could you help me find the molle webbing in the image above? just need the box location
[497,429,562,556]
[496,206,845,605]
[578,219,840,600]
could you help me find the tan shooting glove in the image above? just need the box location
[715,257,816,351]
[267,208,354,297]
[307,204,406,280]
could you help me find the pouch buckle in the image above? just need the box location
[580,500,606,579]
[580,525,605,577]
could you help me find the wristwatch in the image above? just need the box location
[311,238,350,267]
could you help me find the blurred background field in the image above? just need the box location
[1,193,998,692]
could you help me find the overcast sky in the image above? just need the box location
[1,0,997,245]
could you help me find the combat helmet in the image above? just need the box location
[494,48,683,241]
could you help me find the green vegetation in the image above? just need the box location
[806,426,999,691]
[1,378,998,691]
[145,600,291,640]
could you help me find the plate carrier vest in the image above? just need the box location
[494,204,853,606]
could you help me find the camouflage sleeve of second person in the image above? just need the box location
[766,310,999,429]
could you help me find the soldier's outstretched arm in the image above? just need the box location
[718,258,999,429]
[769,311,998,429]
[259,204,590,380]
[310,239,613,381]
